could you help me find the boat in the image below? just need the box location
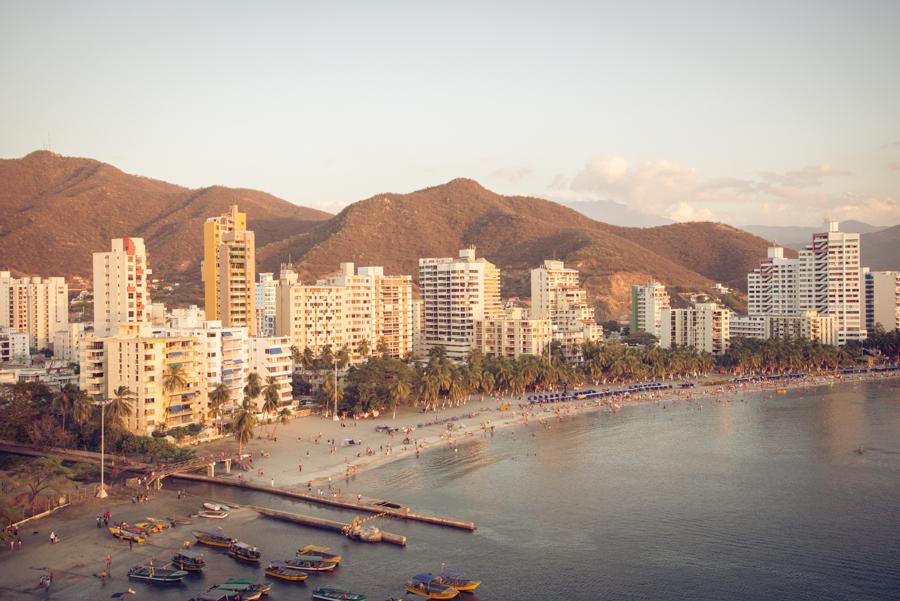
[146,517,172,529]
[297,544,342,564]
[127,564,189,584]
[189,592,242,601]
[109,527,146,543]
[210,578,270,600]
[203,502,232,512]
[435,571,481,592]
[192,530,235,547]
[171,550,205,572]
[405,573,459,599]
[264,561,309,582]
[228,541,261,563]
[198,510,230,519]
[134,520,163,533]
[312,585,367,601]
[282,555,339,572]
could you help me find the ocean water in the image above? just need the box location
[102,379,900,600]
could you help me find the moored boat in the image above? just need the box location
[127,564,189,583]
[198,510,230,519]
[228,541,261,563]
[109,527,146,543]
[282,554,339,572]
[193,530,235,547]
[171,550,205,572]
[203,502,232,512]
[405,573,459,599]
[297,544,342,564]
[312,585,367,601]
[436,571,481,592]
[211,578,270,600]
[264,561,309,582]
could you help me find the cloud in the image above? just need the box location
[559,154,896,225]
[491,166,534,183]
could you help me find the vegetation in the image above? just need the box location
[231,397,257,456]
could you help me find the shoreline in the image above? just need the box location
[189,369,900,497]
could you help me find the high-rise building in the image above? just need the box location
[630,282,670,338]
[530,260,601,363]
[249,336,293,409]
[418,248,502,362]
[473,307,552,360]
[864,270,900,332]
[797,220,865,344]
[92,238,151,337]
[0,271,69,351]
[660,302,730,355]
[52,322,87,364]
[747,246,800,316]
[255,272,278,337]
[276,266,348,356]
[202,205,257,334]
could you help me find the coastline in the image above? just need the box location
[189,369,900,496]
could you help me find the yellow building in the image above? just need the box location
[473,307,552,360]
[202,205,257,334]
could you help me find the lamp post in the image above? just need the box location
[332,359,339,422]
[97,398,108,498]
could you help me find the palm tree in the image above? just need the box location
[336,346,351,370]
[52,384,79,433]
[244,371,262,403]
[480,370,495,401]
[261,376,281,435]
[71,389,93,429]
[208,381,230,435]
[106,385,135,429]
[388,378,411,420]
[356,338,370,360]
[232,397,257,456]
[271,407,292,438]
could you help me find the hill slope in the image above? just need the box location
[0,151,331,293]
[861,225,900,271]
[257,179,774,319]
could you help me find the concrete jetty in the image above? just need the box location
[252,505,407,546]
[171,471,476,531]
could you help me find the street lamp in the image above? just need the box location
[332,358,339,422]
[97,398,108,498]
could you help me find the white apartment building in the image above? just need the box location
[81,323,205,434]
[0,329,30,363]
[747,246,800,316]
[660,303,730,355]
[797,221,866,344]
[249,336,293,409]
[52,322,87,364]
[630,282,670,338]
[411,299,425,359]
[276,267,348,356]
[166,316,250,414]
[92,238,152,337]
[255,272,277,337]
[864,270,899,332]
[0,271,69,351]
[473,307,552,360]
[731,311,838,346]
[530,260,601,363]
[419,248,502,363]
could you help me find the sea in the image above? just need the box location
[124,379,900,600]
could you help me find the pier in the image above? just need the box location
[171,471,476,530]
[252,506,407,546]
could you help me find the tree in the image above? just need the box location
[388,378,411,420]
[106,386,134,430]
[336,346,351,370]
[231,397,257,456]
[356,338,371,360]
[261,376,281,435]
[52,384,79,433]
[208,382,230,435]
[70,389,93,429]
[14,457,73,516]
[271,407,292,437]
[376,336,390,357]
[244,371,262,402]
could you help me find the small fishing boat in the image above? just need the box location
[435,571,481,592]
[203,502,232,512]
[228,541,261,563]
[198,510,230,519]
[146,517,172,530]
[312,585,367,601]
[210,578,270,600]
[297,544,342,564]
[193,530,235,547]
[405,573,459,599]
[134,521,162,533]
[189,592,242,601]
[264,561,309,582]
[171,550,205,572]
[127,564,189,584]
[109,527,146,543]
[282,555,339,572]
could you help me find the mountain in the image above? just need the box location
[861,225,900,271]
[0,151,332,295]
[558,199,674,227]
[257,179,774,319]
[740,220,888,246]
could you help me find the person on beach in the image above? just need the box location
[106,553,112,571]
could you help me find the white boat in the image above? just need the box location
[203,502,232,512]
[198,510,229,519]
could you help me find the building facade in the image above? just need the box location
[255,272,278,337]
[473,307,552,360]
[52,322,87,364]
[202,205,257,334]
[92,238,151,337]
[530,260,601,363]
[864,270,899,332]
[0,329,30,363]
[0,271,69,351]
[276,266,348,356]
[660,303,730,355]
[249,336,293,409]
[630,282,670,338]
[419,248,502,362]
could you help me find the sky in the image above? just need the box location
[2,0,899,226]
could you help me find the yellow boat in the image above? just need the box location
[298,544,342,564]
[405,574,459,599]
[192,530,235,548]
[436,571,481,592]
[264,562,309,582]
[499,403,512,411]
[134,521,162,534]
[109,527,146,543]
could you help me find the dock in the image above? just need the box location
[251,506,407,546]
[171,471,476,531]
